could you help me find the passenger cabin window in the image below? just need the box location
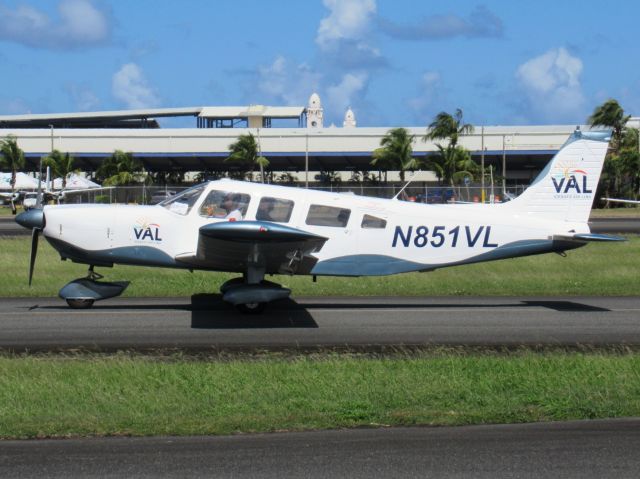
[161,184,205,215]
[306,204,351,227]
[256,197,294,223]
[199,190,250,221]
[361,214,387,229]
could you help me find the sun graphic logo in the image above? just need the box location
[550,159,592,195]
[133,218,162,242]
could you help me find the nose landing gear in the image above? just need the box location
[59,265,129,309]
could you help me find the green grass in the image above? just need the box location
[1,236,639,297]
[0,351,639,438]
[590,206,640,218]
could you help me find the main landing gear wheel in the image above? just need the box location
[235,302,266,314]
[65,298,95,309]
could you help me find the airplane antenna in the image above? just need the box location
[392,171,417,201]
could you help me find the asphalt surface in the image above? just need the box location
[2,216,640,236]
[1,296,639,352]
[2,419,639,478]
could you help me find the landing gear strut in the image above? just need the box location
[220,273,290,314]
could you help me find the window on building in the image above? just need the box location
[256,197,294,223]
[306,204,351,227]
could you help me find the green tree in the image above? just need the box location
[0,135,26,192]
[426,144,479,188]
[42,149,77,190]
[423,109,476,188]
[587,99,639,201]
[370,128,419,182]
[96,150,143,186]
[588,99,630,153]
[225,133,269,182]
[424,108,474,148]
[146,170,186,186]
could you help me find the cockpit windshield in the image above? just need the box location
[160,184,206,215]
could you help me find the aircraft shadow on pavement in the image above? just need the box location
[190,294,319,329]
[298,300,610,312]
[520,300,610,312]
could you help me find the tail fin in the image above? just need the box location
[505,127,611,223]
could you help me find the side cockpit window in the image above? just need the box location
[161,184,205,215]
[306,204,351,227]
[256,197,294,223]
[200,190,251,221]
[361,214,387,229]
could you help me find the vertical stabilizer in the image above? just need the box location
[505,128,611,223]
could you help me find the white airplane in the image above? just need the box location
[16,127,623,312]
[0,191,21,214]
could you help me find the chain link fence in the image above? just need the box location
[61,183,529,205]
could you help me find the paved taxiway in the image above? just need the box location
[1,296,639,351]
[2,419,639,478]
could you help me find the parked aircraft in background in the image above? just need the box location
[16,128,623,313]
[0,191,20,214]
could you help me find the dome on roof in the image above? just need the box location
[308,92,321,108]
[343,107,356,128]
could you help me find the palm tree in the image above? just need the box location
[424,108,474,147]
[96,150,142,186]
[370,128,419,182]
[423,109,476,190]
[225,133,269,182]
[0,135,26,193]
[588,99,639,201]
[147,170,185,186]
[588,99,630,153]
[426,144,479,189]
[42,149,77,190]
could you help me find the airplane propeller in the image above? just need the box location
[29,227,39,286]
[15,208,45,286]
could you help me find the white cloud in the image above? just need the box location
[326,72,368,113]
[66,83,100,111]
[252,56,322,106]
[316,0,376,49]
[59,0,110,43]
[516,47,586,122]
[112,63,160,109]
[407,71,445,121]
[0,0,111,49]
[379,6,503,40]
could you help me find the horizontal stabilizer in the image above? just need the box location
[554,233,627,243]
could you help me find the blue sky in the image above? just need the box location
[0,0,638,127]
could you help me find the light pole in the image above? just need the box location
[480,126,485,203]
[305,132,309,189]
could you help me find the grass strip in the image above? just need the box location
[1,236,639,297]
[1,352,640,438]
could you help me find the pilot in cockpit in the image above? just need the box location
[222,193,243,221]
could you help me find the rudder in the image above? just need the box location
[505,127,611,223]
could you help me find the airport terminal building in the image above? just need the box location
[0,93,635,187]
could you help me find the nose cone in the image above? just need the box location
[16,209,45,229]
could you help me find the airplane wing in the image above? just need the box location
[602,197,640,205]
[175,221,328,275]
